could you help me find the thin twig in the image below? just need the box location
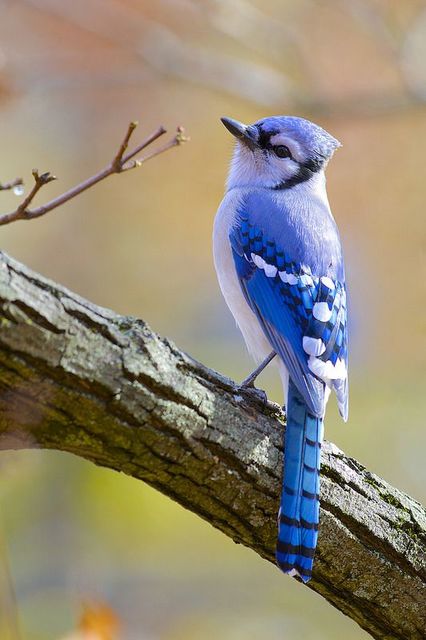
[15,170,57,217]
[0,122,188,227]
[122,126,189,171]
[121,125,167,166]
[0,178,24,192]
[111,120,139,172]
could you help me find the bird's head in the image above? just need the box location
[221,115,341,191]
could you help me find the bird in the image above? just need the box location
[213,115,348,583]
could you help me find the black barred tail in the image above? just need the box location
[276,380,323,583]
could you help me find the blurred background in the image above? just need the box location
[0,1,425,638]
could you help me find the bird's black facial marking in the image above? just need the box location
[255,122,326,189]
[302,156,324,173]
[256,123,279,150]
[256,124,293,160]
[273,156,325,190]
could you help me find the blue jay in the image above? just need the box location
[213,115,348,583]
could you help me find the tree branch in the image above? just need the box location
[0,122,188,226]
[0,251,424,639]
[0,178,24,194]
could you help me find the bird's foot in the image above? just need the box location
[236,382,268,407]
[235,351,276,408]
[240,351,276,388]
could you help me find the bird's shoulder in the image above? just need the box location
[226,187,344,282]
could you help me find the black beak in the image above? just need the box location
[221,117,258,150]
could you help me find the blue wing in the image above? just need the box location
[230,195,348,419]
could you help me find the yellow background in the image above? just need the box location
[0,1,425,638]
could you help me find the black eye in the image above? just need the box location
[274,145,292,159]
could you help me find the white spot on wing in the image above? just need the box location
[300,274,314,287]
[313,302,332,322]
[279,271,298,285]
[252,253,266,270]
[303,336,326,356]
[308,356,347,381]
[264,263,278,278]
[321,276,335,290]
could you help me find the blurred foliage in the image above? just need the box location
[0,0,425,638]
[60,602,120,640]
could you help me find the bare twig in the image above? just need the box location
[122,126,189,171]
[111,120,140,171]
[0,122,188,227]
[14,169,57,217]
[120,124,167,166]
[0,178,24,193]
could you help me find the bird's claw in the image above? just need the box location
[237,384,268,407]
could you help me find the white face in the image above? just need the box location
[227,131,311,190]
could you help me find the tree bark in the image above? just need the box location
[0,250,424,639]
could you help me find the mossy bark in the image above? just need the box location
[0,251,424,639]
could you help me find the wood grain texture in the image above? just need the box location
[0,251,424,639]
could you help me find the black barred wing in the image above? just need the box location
[231,215,348,419]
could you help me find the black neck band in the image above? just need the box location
[272,157,324,191]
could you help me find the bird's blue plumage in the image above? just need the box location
[214,114,348,583]
[254,115,341,160]
[277,381,322,582]
[229,191,348,419]
[233,189,344,282]
[230,199,347,579]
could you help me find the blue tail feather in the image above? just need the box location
[276,380,323,583]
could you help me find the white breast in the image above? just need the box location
[213,189,273,364]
